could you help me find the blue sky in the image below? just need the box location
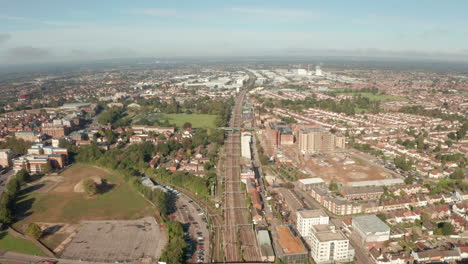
[1,0,468,64]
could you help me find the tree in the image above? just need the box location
[26,223,43,240]
[16,169,31,185]
[440,222,454,236]
[182,122,192,130]
[404,175,414,185]
[450,169,465,180]
[83,179,98,195]
[329,180,338,191]
[6,178,19,195]
[0,206,13,224]
[104,129,117,143]
[447,132,457,140]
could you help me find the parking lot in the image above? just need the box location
[171,192,210,263]
[60,217,167,262]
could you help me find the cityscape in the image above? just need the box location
[0,1,467,264]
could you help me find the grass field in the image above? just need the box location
[0,231,46,256]
[337,92,408,101]
[164,113,217,128]
[13,163,154,229]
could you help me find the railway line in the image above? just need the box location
[221,77,262,262]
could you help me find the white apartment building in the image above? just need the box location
[309,225,354,264]
[296,209,329,238]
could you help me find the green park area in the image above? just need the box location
[13,163,154,228]
[164,113,218,128]
[0,231,46,256]
[337,92,408,101]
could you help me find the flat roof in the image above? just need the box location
[312,225,347,242]
[275,226,307,254]
[298,178,325,185]
[353,215,390,233]
[298,209,328,219]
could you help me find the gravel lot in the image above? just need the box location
[60,217,167,262]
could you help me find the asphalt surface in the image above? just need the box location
[171,191,210,264]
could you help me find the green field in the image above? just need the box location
[164,113,218,128]
[0,231,46,256]
[13,163,154,227]
[337,92,408,101]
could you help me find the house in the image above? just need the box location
[393,211,420,223]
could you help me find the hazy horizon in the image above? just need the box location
[1,0,468,64]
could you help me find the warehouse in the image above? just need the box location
[297,177,326,191]
[352,215,390,248]
[241,132,252,160]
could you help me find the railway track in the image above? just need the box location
[221,84,262,262]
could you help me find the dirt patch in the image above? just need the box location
[270,144,393,184]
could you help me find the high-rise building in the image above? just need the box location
[309,225,354,264]
[298,128,345,154]
[296,209,329,238]
[0,149,13,168]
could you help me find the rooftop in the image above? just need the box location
[312,225,348,242]
[353,215,390,233]
[298,177,325,185]
[275,226,307,254]
[297,209,328,219]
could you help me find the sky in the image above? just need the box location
[0,0,468,64]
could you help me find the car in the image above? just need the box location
[198,246,204,249]
[192,221,198,225]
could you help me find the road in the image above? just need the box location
[170,191,210,264]
[0,169,15,197]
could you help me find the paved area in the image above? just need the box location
[171,191,210,263]
[60,217,166,262]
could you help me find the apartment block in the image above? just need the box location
[309,225,354,264]
[298,128,345,154]
[296,209,329,238]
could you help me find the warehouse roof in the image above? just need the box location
[298,178,325,185]
[353,215,390,233]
